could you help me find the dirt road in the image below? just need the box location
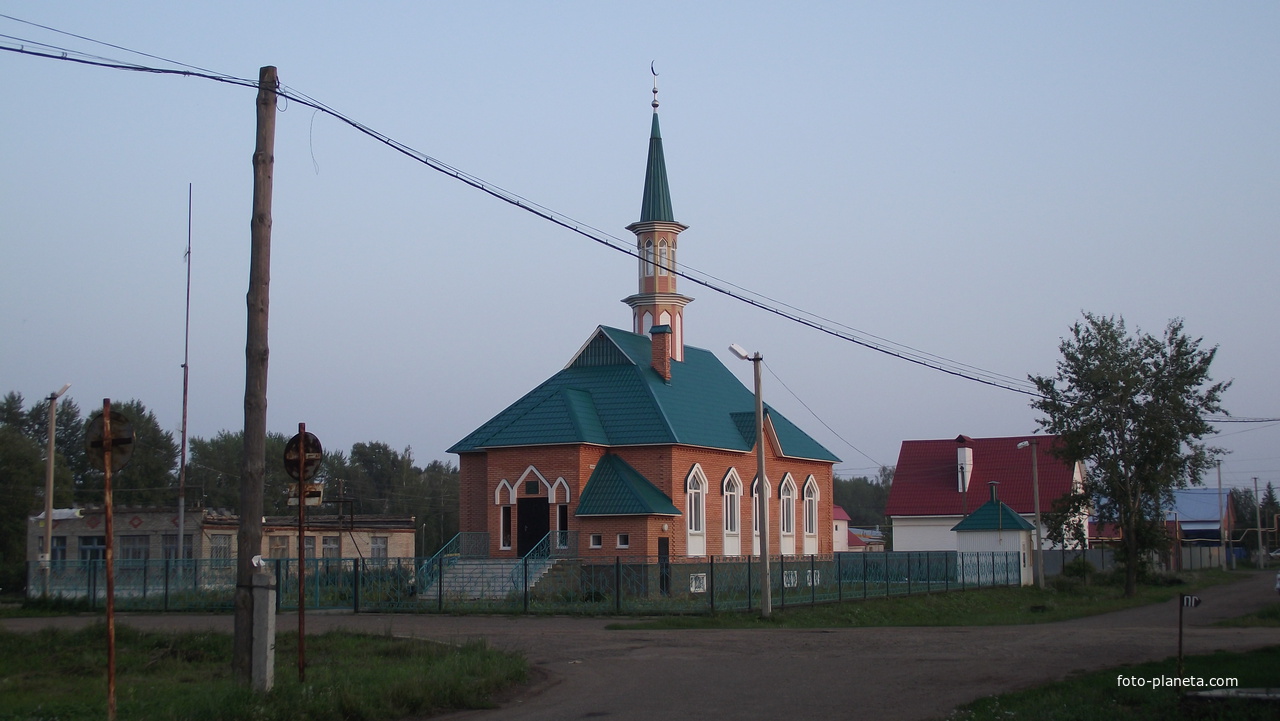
[6,571,1279,720]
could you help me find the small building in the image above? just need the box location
[951,482,1034,586]
[29,506,415,568]
[833,506,851,552]
[885,434,1084,552]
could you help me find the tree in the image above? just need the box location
[0,425,45,590]
[832,465,894,528]
[1030,313,1228,597]
[80,400,179,507]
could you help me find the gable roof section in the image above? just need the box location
[575,453,681,516]
[950,492,1036,532]
[449,326,839,462]
[885,434,1075,518]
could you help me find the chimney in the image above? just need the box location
[650,325,672,381]
[956,435,973,493]
[988,481,999,503]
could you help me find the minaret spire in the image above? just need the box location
[624,66,692,361]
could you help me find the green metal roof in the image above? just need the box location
[575,453,681,516]
[448,326,840,463]
[950,491,1035,532]
[638,113,674,222]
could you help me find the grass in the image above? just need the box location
[950,645,1280,720]
[608,568,1244,630]
[1216,601,1280,628]
[0,623,527,721]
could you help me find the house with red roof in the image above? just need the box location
[884,434,1083,552]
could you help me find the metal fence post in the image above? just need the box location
[522,555,529,613]
[837,554,843,603]
[907,552,913,596]
[163,558,170,612]
[437,555,444,612]
[615,556,622,614]
[810,555,816,606]
[779,554,786,610]
[746,557,752,612]
[709,556,715,614]
[274,560,282,613]
[353,559,361,614]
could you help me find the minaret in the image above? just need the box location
[623,70,692,361]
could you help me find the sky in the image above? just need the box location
[2,2,1277,494]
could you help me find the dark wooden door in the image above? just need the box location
[517,497,550,556]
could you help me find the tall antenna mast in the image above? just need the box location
[177,183,192,564]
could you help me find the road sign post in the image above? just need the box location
[284,425,322,683]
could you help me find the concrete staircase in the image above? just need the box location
[420,556,557,601]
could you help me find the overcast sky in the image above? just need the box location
[2,2,1277,492]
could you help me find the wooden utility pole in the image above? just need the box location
[234,65,277,681]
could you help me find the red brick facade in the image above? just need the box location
[458,436,833,559]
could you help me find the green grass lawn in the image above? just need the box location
[609,568,1245,630]
[0,624,526,721]
[950,645,1280,720]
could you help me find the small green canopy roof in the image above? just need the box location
[951,484,1035,532]
[576,453,680,516]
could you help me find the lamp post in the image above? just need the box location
[42,382,72,597]
[730,344,770,618]
[1016,439,1045,590]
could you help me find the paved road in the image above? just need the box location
[6,572,1279,720]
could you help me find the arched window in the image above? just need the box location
[686,466,707,556]
[723,473,740,534]
[657,239,669,276]
[803,478,819,536]
[687,472,705,534]
[780,478,796,536]
[643,239,655,276]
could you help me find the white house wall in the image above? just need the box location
[889,516,963,551]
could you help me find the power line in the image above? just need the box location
[4,31,1279,422]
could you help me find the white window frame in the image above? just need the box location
[500,505,512,550]
[617,533,630,549]
[643,239,655,276]
[686,466,707,557]
[589,534,603,549]
[657,239,670,276]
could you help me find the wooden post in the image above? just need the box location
[234,65,277,682]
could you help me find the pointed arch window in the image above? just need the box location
[803,477,819,536]
[643,239,655,276]
[657,239,670,276]
[780,477,796,536]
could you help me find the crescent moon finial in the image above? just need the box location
[650,62,659,110]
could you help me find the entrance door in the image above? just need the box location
[516,497,550,556]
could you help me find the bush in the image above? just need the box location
[1061,556,1096,582]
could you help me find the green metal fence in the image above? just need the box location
[27,544,1021,615]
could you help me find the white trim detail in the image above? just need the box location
[686,465,707,556]
[551,477,571,504]
[494,480,516,506]
[722,468,741,556]
[516,466,553,497]
[780,474,796,555]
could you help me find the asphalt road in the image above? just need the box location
[6,571,1279,720]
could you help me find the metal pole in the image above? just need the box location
[1217,461,1226,572]
[1256,477,1265,568]
[1031,439,1044,589]
[297,423,307,683]
[177,182,192,580]
[753,353,771,618]
[42,383,70,597]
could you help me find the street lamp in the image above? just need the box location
[42,382,72,597]
[1017,439,1045,590]
[730,344,771,618]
